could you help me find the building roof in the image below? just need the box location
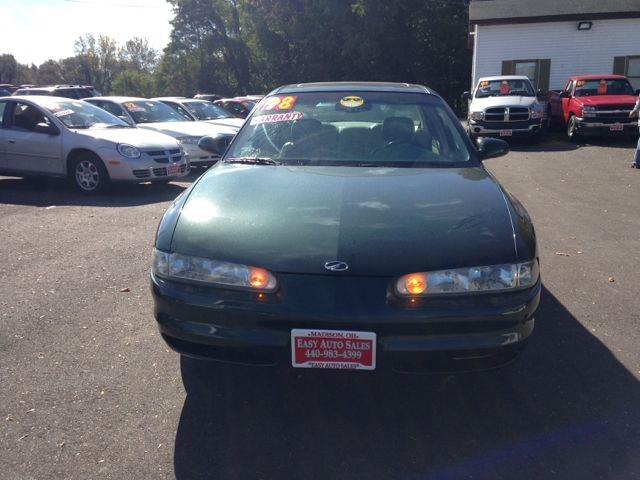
[274,82,433,95]
[470,0,640,26]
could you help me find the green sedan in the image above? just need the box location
[151,82,540,373]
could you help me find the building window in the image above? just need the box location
[502,59,551,92]
[514,61,538,83]
[613,56,640,91]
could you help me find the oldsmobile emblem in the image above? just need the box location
[324,261,349,272]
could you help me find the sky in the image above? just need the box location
[0,0,174,65]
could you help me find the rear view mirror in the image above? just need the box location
[33,122,59,135]
[198,133,235,155]
[476,137,509,161]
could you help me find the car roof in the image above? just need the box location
[84,96,148,103]
[272,81,433,95]
[153,97,189,102]
[5,95,85,104]
[477,75,531,82]
[569,74,628,81]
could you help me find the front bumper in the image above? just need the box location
[182,144,221,166]
[151,272,541,372]
[574,118,638,136]
[468,118,544,137]
[97,148,191,182]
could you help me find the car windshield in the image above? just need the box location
[40,99,131,129]
[475,79,535,98]
[183,101,233,120]
[122,100,186,123]
[574,79,635,97]
[225,91,471,167]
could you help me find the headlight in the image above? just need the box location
[470,111,485,121]
[582,106,597,118]
[530,104,544,119]
[117,143,141,159]
[395,260,539,297]
[176,135,202,145]
[152,249,277,292]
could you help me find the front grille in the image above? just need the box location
[484,107,530,122]
[144,148,183,164]
[595,106,632,121]
[132,169,150,178]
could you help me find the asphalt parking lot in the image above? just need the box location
[1,133,640,480]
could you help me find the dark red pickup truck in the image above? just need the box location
[547,75,639,140]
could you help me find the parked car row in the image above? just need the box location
[0,94,248,193]
[464,74,640,142]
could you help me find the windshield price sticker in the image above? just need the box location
[53,109,74,117]
[250,111,304,125]
[291,329,376,370]
[259,95,298,111]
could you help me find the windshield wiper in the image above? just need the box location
[224,157,281,166]
[66,125,90,129]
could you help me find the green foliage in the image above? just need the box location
[3,0,471,107]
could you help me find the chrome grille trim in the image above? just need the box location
[483,106,530,122]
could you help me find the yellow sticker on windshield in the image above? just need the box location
[340,96,364,108]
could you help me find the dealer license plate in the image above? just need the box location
[610,123,624,131]
[167,164,181,175]
[291,329,376,370]
[499,129,513,137]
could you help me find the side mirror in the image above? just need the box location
[559,91,571,99]
[476,137,509,161]
[33,122,59,135]
[198,133,235,155]
[635,89,640,96]
[537,89,546,100]
[462,91,471,102]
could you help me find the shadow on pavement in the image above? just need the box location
[173,286,640,480]
[0,169,203,207]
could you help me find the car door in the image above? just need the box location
[4,101,63,175]
[0,100,8,170]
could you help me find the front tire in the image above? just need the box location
[70,153,110,194]
[567,115,580,142]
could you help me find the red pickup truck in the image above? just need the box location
[547,75,639,140]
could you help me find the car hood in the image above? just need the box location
[170,164,520,277]
[137,121,237,138]
[576,95,638,108]
[73,127,180,149]
[204,118,244,129]
[471,96,537,110]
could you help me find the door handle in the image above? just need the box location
[8,140,16,144]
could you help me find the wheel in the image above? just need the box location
[566,115,580,142]
[69,153,110,194]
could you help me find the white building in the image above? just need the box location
[469,0,640,91]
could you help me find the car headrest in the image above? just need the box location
[382,117,414,143]
[291,118,323,141]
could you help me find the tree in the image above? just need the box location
[0,54,18,83]
[74,34,120,92]
[119,37,158,73]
